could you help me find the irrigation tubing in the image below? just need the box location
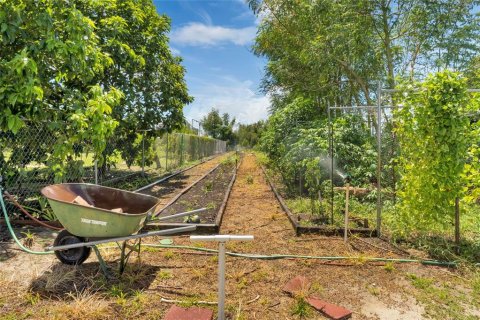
[0,189,54,255]
[101,243,463,268]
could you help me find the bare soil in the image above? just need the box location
[160,161,235,223]
[0,153,478,319]
[140,153,231,208]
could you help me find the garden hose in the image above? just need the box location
[0,189,54,255]
[140,244,461,267]
[3,191,63,231]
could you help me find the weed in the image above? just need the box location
[252,270,269,282]
[206,202,217,210]
[21,229,35,248]
[408,273,433,290]
[163,250,176,260]
[291,296,312,318]
[24,292,40,305]
[246,174,254,184]
[191,268,208,280]
[236,277,248,290]
[179,296,203,308]
[203,180,213,193]
[259,296,270,306]
[309,281,323,295]
[367,285,381,296]
[109,285,126,298]
[383,262,395,272]
[157,270,173,280]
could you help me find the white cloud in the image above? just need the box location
[184,77,269,125]
[171,23,256,47]
[170,46,181,55]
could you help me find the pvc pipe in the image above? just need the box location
[190,235,254,242]
[190,235,254,320]
[218,242,226,320]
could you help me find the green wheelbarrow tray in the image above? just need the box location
[41,183,162,238]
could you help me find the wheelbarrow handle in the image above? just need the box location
[146,207,207,224]
[46,225,197,251]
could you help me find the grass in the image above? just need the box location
[406,273,478,319]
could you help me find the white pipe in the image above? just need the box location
[190,235,254,242]
[218,242,226,320]
[190,235,254,320]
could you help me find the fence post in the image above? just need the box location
[166,133,169,172]
[376,81,382,237]
[94,160,98,185]
[142,132,145,176]
[455,197,460,253]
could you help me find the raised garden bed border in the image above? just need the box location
[145,153,242,234]
[260,164,377,237]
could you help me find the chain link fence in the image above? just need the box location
[0,122,226,219]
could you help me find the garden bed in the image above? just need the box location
[260,164,377,237]
[147,156,239,233]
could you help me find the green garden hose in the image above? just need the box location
[0,189,53,255]
[139,244,460,267]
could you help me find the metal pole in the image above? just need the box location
[218,241,226,320]
[142,133,145,175]
[376,81,382,237]
[190,235,254,320]
[344,182,350,243]
[455,197,460,252]
[328,104,334,225]
[94,160,98,185]
[166,133,169,171]
[47,226,197,251]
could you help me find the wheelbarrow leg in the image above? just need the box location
[92,245,110,278]
[119,239,142,275]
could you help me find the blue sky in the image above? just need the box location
[153,0,269,125]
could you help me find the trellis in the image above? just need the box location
[327,82,480,238]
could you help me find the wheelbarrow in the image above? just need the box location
[40,183,205,275]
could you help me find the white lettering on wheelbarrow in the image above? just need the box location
[81,218,107,226]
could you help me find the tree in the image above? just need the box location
[75,0,192,169]
[0,0,192,180]
[201,108,236,145]
[250,0,479,105]
[236,121,265,148]
[0,0,122,180]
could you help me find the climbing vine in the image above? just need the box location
[395,71,477,232]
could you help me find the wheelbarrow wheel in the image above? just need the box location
[54,230,91,265]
